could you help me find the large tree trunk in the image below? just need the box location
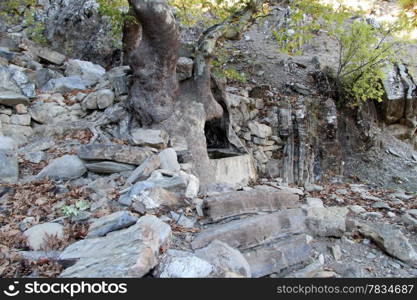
[125,0,265,184]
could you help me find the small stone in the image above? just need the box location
[306,197,324,208]
[331,245,342,261]
[24,151,46,164]
[349,205,366,214]
[15,104,27,114]
[176,57,193,81]
[87,211,138,238]
[82,89,114,110]
[23,223,64,251]
[304,184,324,192]
[159,148,180,172]
[372,202,391,210]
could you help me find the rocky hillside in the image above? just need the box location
[1,0,417,278]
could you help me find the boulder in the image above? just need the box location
[37,155,87,180]
[1,124,33,144]
[65,59,106,86]
[77,144,153,165]
[41,76,87,93]
[131,128,169,149]
[306,207,348,237]
[59,216,172,278]
[23,223,64,251]
[87,211,138,238]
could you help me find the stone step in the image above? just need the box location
[191,209,306,250]
[205,189,299,222]
[243,234,311,278]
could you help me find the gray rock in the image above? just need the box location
[85,161,136,174]
[131,187,181,214]
[24,151,46,164]
[244,234,311,277]
[29,101,68,124]
[349,205,367,214]
[1,124,33,144]
[211,154,257,186]
[198,182,237,197]
[176,57,193,81]
[0,64,22,94]
[170,212,196,229]
[195,240,251,277]
[87,211,138,238]
[10,114,31,126]
[306,207,348,237]
[205,189,299,222]
[0,92,30,107]
[0,136,17,151]
[131,128,169,149]
[407,209,417,219]
[357,222,417,264]
[23,223,64,251]
[42,76,87,93]
[305,197,324,208]
[59,215,171,278]
[0,150,18,184]
[34,68,63,89]
[372,202,391,210]
[20,39,66,65]
[77,144,153,165]
[65,59,106,86]
[154,250,214,278]
[37,155,87,180]
[125,155,161,186]
[159,148,180,172]
[82,89,114,110]
[248,121,272,138]
[191,209,306,250]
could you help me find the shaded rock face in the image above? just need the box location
[39,0,120,68]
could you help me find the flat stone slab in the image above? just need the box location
[77,144,153,165]
[191,209,306,250]
[244,234,311,278]
[205,189,299,221]
[211,154,257,186]
[85,161,136,174]
[0,92,30,107]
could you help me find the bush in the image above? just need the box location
[274,0,401,106]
